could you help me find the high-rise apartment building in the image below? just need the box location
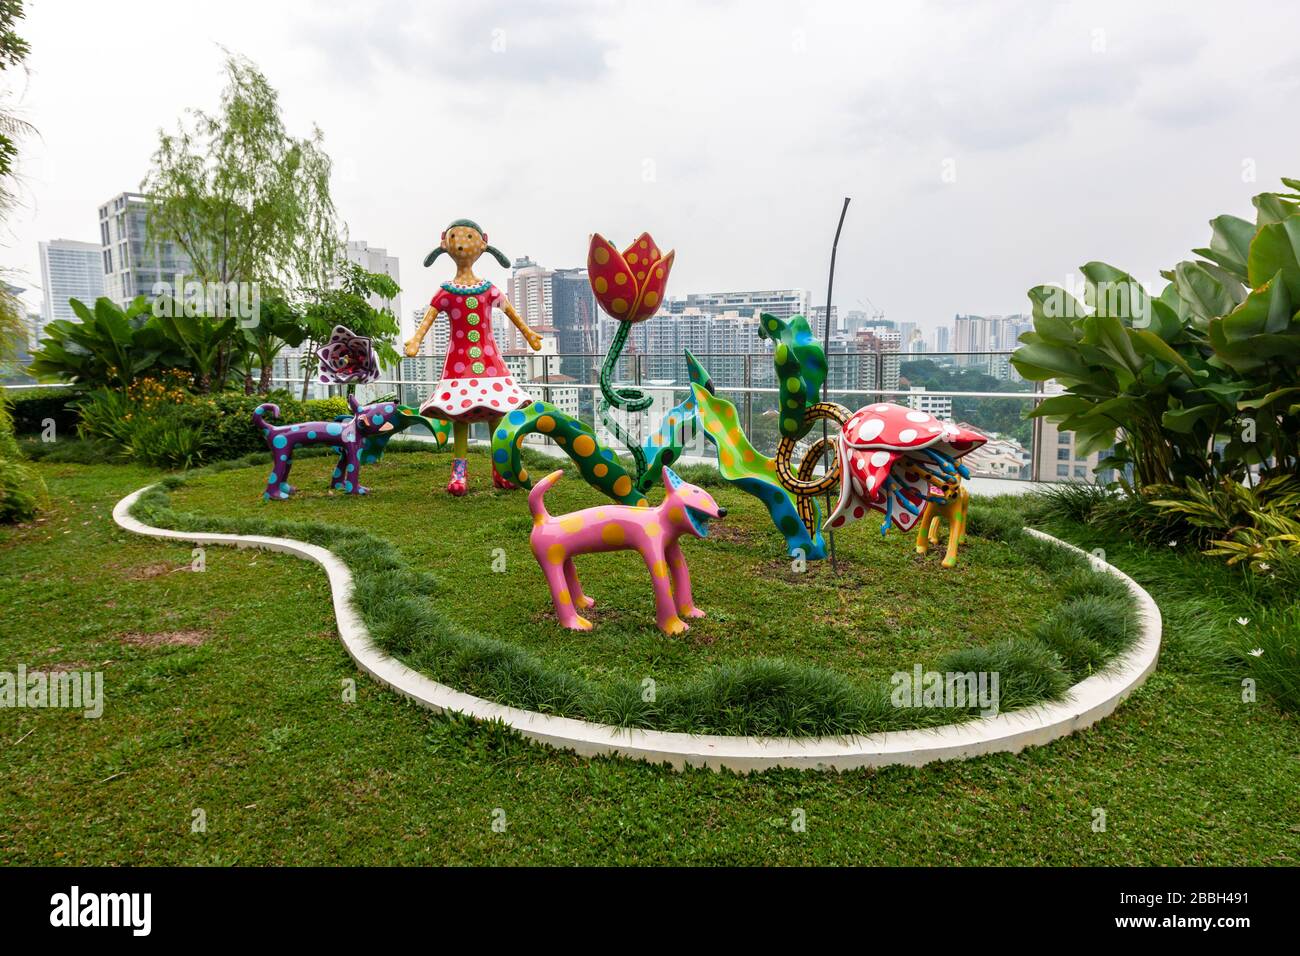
[505,257,554,355]
[855,326,902,394]
[932,325,950,354]
[407,306,448,361]
[344,240,402,332]
[98,192,192,308]
[673,289,810,322]
[951,313,1031,378]
[38,239,104,337]
[1034,381,1111,484]
[809,305,838,339]
[549,268,599,381]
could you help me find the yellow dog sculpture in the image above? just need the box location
[915,476,969,568]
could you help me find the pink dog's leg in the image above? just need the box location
[541,556,592,630]
[646,545,688,635]
[563,558,595,609]
[665,540,705,619]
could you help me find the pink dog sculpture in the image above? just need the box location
[529,466,727,634]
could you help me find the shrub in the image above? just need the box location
[206,391,306,459]
[1026,483,1111,525]
[302,396,350,421]
[1088,492,1199,548]
[6,387,83,435]
[128,406,216,469]
[65,382,356,467]
[19,437,121,464]
[0,397,46,523]
[1013,177,1300,491]
[75,388,139,446]
[0,455,44,522]
[28,296,182,389]
[1150,475,1300,589]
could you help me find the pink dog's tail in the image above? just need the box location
[529,470,564,523]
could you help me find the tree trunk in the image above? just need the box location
[259,362,273,394]
[300,346,313,402]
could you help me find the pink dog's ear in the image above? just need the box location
[661,466,683,495]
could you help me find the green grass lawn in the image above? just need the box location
[137,446,1134,736]
[167,450,1066,683]
[1,456,1297,865]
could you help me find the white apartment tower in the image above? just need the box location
[98,192,192,309]
[38,239,105,335]
[344,240,403,333]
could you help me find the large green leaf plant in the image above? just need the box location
[28,296,182,389]
[1012,177,1300,490]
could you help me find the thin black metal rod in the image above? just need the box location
[822,196,850,571]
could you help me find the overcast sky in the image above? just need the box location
[3,0,1297,336]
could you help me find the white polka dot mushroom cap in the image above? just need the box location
[822,402,989,534]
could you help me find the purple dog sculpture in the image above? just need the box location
[252,396,401,499]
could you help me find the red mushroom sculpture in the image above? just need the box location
[825,403,986,535]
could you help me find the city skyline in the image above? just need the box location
[25,207,1037,372]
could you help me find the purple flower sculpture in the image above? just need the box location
[316,325,381,385]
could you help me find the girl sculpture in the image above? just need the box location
[404,219,543,495]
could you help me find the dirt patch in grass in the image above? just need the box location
[119,629,213,648]
[705,523,753,544]
[124,562,185,580]
[29,661,94,674]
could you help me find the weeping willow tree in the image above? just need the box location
[0,0,33,374]
[142,52,340,392]
[0,0,44,523]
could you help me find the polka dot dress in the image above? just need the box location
[418,280,533,423]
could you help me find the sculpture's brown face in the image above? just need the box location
[442,225,487,268]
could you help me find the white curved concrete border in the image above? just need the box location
[114,485,1162,773]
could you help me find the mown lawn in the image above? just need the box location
[167,449,1065,686]
[0,457,1296,865]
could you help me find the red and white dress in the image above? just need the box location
[419,280,533,423]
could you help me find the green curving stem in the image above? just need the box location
[685,353,827,560]
[637,390,696,494]
[491,399,646,506]
[598,320,653,483]
[757,312,828,442]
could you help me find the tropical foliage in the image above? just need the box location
[0,0,42,523]
[1013,177,1300,584]
[1012,177,1300,488]
[29,296,181,389]
[73,381,352,469]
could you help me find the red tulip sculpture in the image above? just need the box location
[588,232,676,487]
